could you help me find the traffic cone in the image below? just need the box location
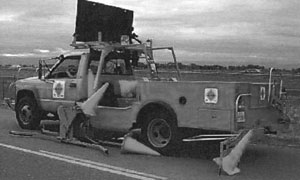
[121,131,161,156]
[80,82,109,116]
[213,129,253,175]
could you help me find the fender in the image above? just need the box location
[16,85,41,107]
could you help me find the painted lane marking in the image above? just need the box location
[40,150,167,180]
[0,143,167,180]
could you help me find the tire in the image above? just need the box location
[141,112,178,155]
[15,96,41,129]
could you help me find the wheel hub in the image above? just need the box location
[20,105,32,124]
[147,118,172,148]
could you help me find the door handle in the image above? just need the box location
[69,82,76,88]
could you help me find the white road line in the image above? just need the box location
[40,150,167,180]
[0,143,167,180]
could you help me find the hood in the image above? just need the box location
[16,76,39,83]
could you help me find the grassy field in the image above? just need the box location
[136,70,300,93]
[2,67,300,99]
[0,67,36,100]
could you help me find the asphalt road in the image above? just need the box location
[1,107,300,180]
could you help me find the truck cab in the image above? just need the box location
[35,48,137,112]
[13,43,150,126]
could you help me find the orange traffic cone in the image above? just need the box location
[80,82,109,116]
[121,131,161,156]
[213,129,253,175]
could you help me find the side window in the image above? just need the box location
[102,59,126,75]
[99,51,134,75]
[89,60,99,75]
[48,56,80,79]
[88,49,101,75]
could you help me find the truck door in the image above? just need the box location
[40,55,82,112]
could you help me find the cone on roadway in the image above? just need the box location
[121,130,161,156]
[80,82,109,116]
[213,129,253,175]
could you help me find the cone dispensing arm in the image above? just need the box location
[213,129,253,175]
[57,83,110,155]
[80,82,109,116]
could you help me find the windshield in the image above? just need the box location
[46,56,81,79]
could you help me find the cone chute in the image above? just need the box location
[80,82,109,116]
[213,129,253,175]
[55,82,110,155]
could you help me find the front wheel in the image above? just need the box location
[15,96,41,129]
[141,113,178,155]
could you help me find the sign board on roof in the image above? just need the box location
[75,0,134,42]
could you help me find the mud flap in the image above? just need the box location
[213,129,253,175]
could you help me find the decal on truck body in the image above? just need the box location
[260,86,266,101]
[53,81,65,99]
[204,88,218,104]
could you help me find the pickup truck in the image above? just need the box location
[8,41,284,154]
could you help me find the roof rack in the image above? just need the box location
[70,41,148,51]
[70,40,181,79]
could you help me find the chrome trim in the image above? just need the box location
[191,134,239,138]
[183,137,227,142]
[40,99,133,110]
[235,93,251,114]
[183,133,239,142]
[234,93,251,126]
[40,99,75,103]
[97,106,132,110]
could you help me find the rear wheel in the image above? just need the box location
[141,112,178,155]
[16,96,41,129]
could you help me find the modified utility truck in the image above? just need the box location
[6,1,285,155]
[8,40,284,154]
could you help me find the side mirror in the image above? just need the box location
[38,60,42,79]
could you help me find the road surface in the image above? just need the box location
[0,107,300,180]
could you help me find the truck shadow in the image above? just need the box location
[166,141,221,159]
[40,121,222,160]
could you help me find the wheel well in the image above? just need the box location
[16,90,35,103]
[136,102,177,127]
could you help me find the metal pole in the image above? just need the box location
[268,67,274,102]
[151,47,182,80]
[2,78,4,100]
[170,47,182,80]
